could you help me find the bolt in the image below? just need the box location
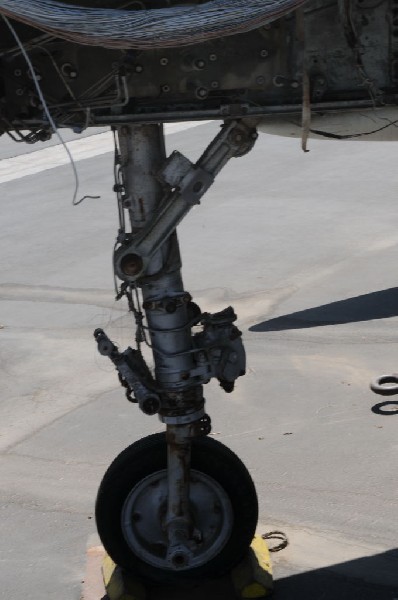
[161,84,171,93]
[194,58,206,69]
[273,75,285,87]
[256,76,265,85]
[141,398,160,416]
[290,81,299,89]
[192,528,203,543]
[14,69,22,77]
[171,552,188,568]
[16,88,24,96]
[211,80,219,89]
[260,49,269,58]
[193,181,204,194]
[209,53,217,61]
[61,63,77,79]
[160,57,169,66]
[196,87,208,99]
[120,253,143,277]
[135,64,143,73]
[27,70,42,81]
[165,300,177,313]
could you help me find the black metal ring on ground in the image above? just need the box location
[261,531,288,553]
[370,374,398,396]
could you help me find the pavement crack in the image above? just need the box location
[2,386,115,453]
[0,497,91,516]
[2,451,108,468]
[0,283,117,309]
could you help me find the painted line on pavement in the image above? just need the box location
[0,120,212,184]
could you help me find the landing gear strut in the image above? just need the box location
[95,120,259,584]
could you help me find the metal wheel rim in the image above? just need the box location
[121,468,233,571]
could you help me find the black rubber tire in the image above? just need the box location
[95,432,258,584]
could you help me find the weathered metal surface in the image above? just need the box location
[165,424,193,568]
[0,0,396,130]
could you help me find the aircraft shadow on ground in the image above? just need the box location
[103,549,398,600]
[249,287,398,332]
[371,400,398,415]
[275,548,398,599]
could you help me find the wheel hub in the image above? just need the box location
[121,468,233,570]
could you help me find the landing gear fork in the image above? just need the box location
[95,119,259,581]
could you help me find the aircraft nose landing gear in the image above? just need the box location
[94,121,260,585]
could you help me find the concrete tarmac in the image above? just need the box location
[0,122,397,599]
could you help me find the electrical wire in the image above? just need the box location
[2,14,82,205]
[310,118,398,139]
[0,32,54,58]
[0,0,309,50]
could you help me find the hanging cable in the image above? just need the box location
[2,14,81,205]
[310,117,398,140]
